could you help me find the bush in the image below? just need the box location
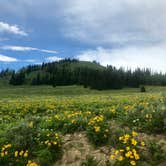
[146,141,165,165]
[109,131,145,166]
[0,121,62,166]
[86,115,110,146]
[140,86,146,92]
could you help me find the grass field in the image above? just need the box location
[0,85,166,166]
[0,85,166,98]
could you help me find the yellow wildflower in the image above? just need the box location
[132,131,138,137]
[141,141,145,146]
[118,156,124,161]
[130,160,136,165]
[15,151,18,157]
[131,138,137,146]
[110,154,115,160]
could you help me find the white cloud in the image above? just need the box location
[24,59,36,63]
[0,54,18,62]
[76,46,166,73]
[1,45,57,54]
[46,56,62,62]
[58,0,166,45]
[0,21,27,36]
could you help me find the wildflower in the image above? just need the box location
[53,141,57,145]
[119,136,123,141]
[120,149,124,152]
[15,151,18,157]
[110,154,115,160]
[125,151,132,158]
[94,126,100,132]
[126,146,130,151]
[130,160,136,165]
[47,142,51,146]
[26,160,39,166]
[118,156,124,161]
[111,108,116,113]
[19,150,24,156]
[115,150,119,155]
[55,133,59,139]
[131,138,137,146]
[134,153,140,160]
[1,152,4,157]
[24,150,28,157]
[141,141,145,146]
[132,131,138,137]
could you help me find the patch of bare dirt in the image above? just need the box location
[53,132,111,166]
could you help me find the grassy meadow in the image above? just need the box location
[0,85,166,166]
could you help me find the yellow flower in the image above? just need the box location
[111,108,116,113]
[131,138,137,146]
[119,136,123,141]
[5,144,12,148]
[130,160,136,165]
[19,150,24,156]
[26,160,39,166]
[1,152,4,157]
[47,142,51,146]
[115,150,119,155]
[132,149,136,153]
[132,131,138,137]
[134,153,140,160]
[141,141,145,146]
[126,146,130,151]
[120,149,124,152]
[118,156,124,161]
[55,133,59,139]
[24,151,28,157]
[15,151,18,157]
[53,141,57,145]
[125,151,132,158]
[94,126,100,132]
[110,154,115,160]
[124,134,130,139]
[45,140,49,144]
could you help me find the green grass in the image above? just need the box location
[0,85,166,99]
[0,85,135,98]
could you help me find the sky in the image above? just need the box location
[0,0,166,72]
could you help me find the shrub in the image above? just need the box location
[140,86,146,92]
[109,131,146,166]
[146,141,165,165]
[86,115,110,146]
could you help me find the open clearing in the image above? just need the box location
[0,85,166,166]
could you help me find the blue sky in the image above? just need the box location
[0,0,166,72]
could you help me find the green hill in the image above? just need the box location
[1,59,166,90]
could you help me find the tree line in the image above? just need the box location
[1,59,166,90]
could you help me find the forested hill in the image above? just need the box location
[1,59,166,90]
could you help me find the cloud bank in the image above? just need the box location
[58,0,166,46]
[76,45,166,73]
